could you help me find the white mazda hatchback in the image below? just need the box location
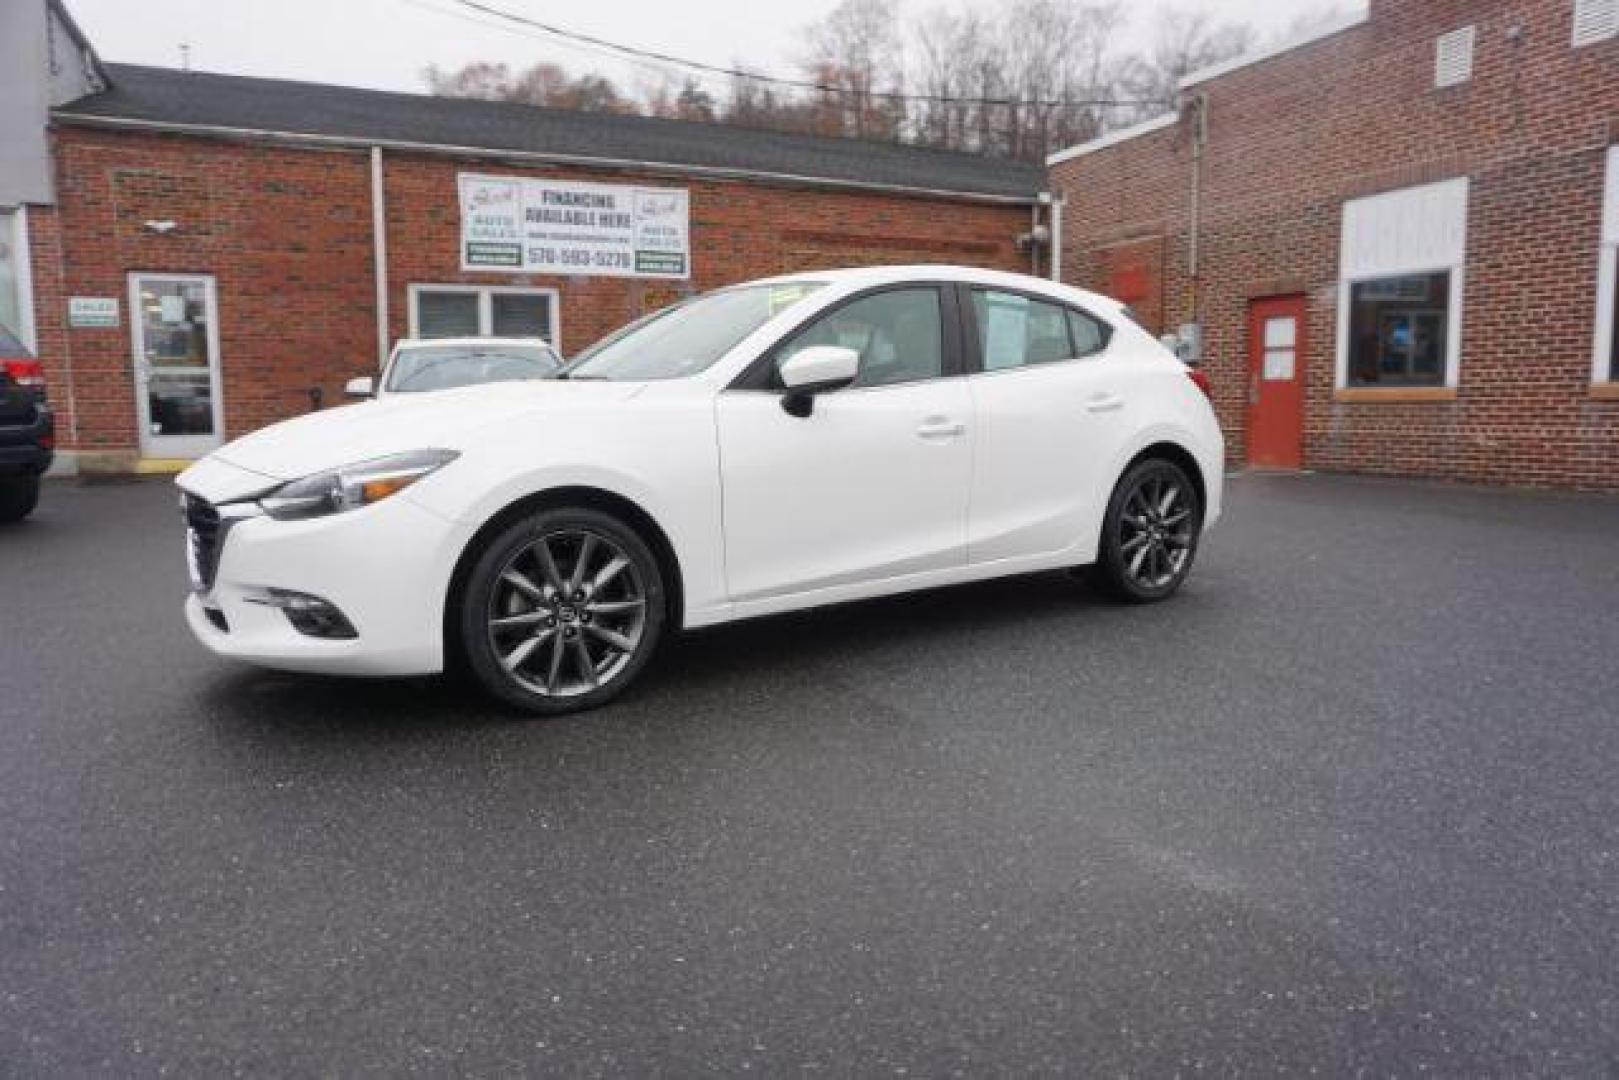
[177,267,1224,715]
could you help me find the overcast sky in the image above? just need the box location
[64,0,1366,99]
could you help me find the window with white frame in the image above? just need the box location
[1337,178,1469,390]
[408,285,559,346]
[0,210,24,343]
[1595,145,1619,385]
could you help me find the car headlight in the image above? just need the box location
[260,448,460,521]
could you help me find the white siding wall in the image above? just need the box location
[0,1,52,206]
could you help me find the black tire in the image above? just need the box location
[458,506,667,716]
[1093,457,1202,603]
[0,474,40,524]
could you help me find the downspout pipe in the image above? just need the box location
[1049,194,1064,283]
[370,146,389,370]
[1186,93,1208,330]
[1030,198,1044,276]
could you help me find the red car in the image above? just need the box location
[0,327,53,523]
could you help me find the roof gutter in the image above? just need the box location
[48,111,1043,207]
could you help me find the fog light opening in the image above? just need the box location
[247,588,358,640]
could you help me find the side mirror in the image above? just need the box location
[778,345,859,418]
[344,376,375,399]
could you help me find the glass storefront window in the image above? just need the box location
[1345,271,1451,387]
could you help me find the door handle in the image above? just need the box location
[1086,393,1124,414]
[916,417,966,440]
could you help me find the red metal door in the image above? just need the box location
[1246,295,1307,470]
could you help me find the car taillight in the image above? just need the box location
[1186,367,1213,398]
[2,358,46,389]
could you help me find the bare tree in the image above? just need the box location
[423,62,639,114]
[423,62,518,101]
[909,0,1124,161]
[911,4,995,151]
[1277,3,1361,42]
[799,0,908,140]
[722,66,817,134]
[643,75,720,122]
[1118,7,1256,119]
[422,1,1259,163]
[999,0,1125,160]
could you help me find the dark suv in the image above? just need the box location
[0,327,53,523]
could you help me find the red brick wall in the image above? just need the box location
[1052,0,1619,490]
[36,127,1032,464]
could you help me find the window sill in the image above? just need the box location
[1590,384,1619,401]
[1334,387,1457,403]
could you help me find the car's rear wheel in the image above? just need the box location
[0,474,40,524]
[1093,458,1202,603]
[459,507,667,716]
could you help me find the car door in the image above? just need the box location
[962,285,1134,565]
[715,285,973,605]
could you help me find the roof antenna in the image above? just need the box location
[180,43,191,72]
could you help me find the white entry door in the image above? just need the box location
[130,273,225,459]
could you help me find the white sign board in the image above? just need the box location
[68,297,119,328]
[459,174,690,279]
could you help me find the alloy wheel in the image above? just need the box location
[485,529,648,698]
[1117,470,1196,591]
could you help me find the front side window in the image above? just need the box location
[565,282,824,382]
[1346,272,1450,387]
[774,287,943,389]
[970,289,1110,372]
[386,343,559,393]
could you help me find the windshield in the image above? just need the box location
[561,282,826,381]
[385,343,560,393]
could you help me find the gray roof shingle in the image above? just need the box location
[55,64,1044,201]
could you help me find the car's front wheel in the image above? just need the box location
[1093,457,1202,603]
[459,507,667,716]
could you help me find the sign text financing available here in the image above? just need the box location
[459,174,691,279]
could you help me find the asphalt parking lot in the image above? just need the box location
[3,473,1618,1074]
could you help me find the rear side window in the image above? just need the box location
[971,289,1111,372]
[1067,309,1110,356]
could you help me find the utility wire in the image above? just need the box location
[423,0,1156,111]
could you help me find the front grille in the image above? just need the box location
[184,494,223,590]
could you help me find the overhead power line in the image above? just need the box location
[421,0,1157,111]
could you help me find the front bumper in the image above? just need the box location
[179,470,474,677]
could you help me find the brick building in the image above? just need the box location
[0,2,1044,472]
[1048,0,1619,490]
